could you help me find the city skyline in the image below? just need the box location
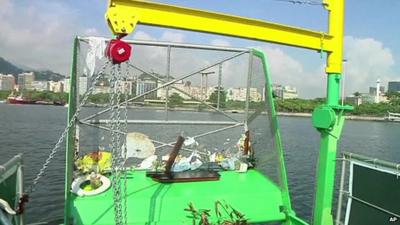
[1,1,400,98]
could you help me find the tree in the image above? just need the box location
[385,91,400,106]
[168,93,184,108]
[208,89,227,108]
[353,92,361,97]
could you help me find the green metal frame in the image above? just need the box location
[254,49,309,225]
[63,41,307,224]
[64,37,79,224]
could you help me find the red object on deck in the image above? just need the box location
[106,39,132,64]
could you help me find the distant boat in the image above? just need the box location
[7,95,35,105]
[6,95,66,106]
[385,111,400,122]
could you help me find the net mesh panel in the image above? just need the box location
[74,38,283,189]
[250,55,282,188]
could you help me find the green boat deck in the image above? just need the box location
[71,169,286,224]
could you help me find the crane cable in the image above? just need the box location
[272,0,327,6]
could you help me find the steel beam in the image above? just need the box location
[85,119,239,125]
[106,0,334,52]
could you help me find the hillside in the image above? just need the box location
[0,57,23,75]
[0,57,64,82]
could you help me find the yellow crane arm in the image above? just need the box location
[105,0,343,74]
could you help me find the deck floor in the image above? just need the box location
[71,169,285,225]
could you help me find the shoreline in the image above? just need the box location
[1,103,389,122]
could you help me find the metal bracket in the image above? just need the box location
[106,4,138,35]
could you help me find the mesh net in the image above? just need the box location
[71,37,285,190]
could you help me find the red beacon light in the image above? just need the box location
[106,38,132,64]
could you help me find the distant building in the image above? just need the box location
[79,76,88,95]
[272,85,298,99]
[62,76,88,95]
[93,85,110,94]
[18,72,34,90]
[156,80,199,100]
[48,81,64,93]
[31,81,49,91]
[388,81,400,92]
[135,73,161,99]
[369,86,385,95]
[136,80,157,99]
[63,78,70,93]
[0,74,15,91]
[345,96,362,106]
[226,87,262,102]
[360,93,375,104]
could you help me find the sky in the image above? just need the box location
[0,0,399,98]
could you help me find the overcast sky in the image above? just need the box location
[0,0,399,98]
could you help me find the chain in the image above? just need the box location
[109,63,128,225]
[109,64,121,225]
[122,64,129,225]
[27,61,110,194]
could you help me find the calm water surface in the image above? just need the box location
[0,104,399,224]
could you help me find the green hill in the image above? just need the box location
[0,57,23,75]
[0,57,64,82]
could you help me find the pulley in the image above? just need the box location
[106,38,132,64]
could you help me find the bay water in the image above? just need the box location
[1,104,399,224]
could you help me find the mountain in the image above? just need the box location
[0,57,65,82]
[33,70,64,81]
[0,57,23,75]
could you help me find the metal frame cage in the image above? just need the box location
[64,36,294,224]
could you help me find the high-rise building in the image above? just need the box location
[136,73,159,99]
[369,86,385,95]
[136,80,157,99]
[18,72,34,90]
[388,81,400,92]
[0,74,16,90]
[272,85,298,99]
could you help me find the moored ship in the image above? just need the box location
[6,95,35,105]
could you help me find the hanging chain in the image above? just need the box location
[109,63,128,225]
[109,64,122,225]
[122,64,129,225]
[27,61,110,194]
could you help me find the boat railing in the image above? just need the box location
[335,152,400,225]
[0,154,24,225]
